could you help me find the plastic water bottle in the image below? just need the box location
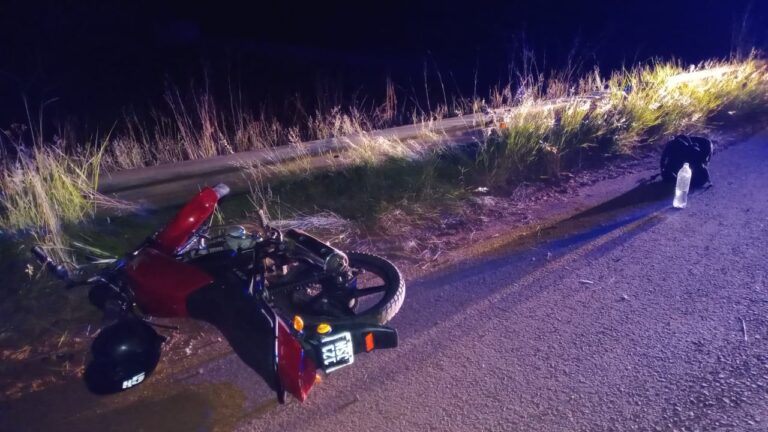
[673,163,692,208]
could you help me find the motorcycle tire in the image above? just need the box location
[344,252,406,325]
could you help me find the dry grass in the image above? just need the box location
[98,85,405,172]
[2,55,768,235]
[0,129,134,265]
[480,56,768,183]
[604,57,768,148]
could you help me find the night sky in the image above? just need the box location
[1,0,766,127]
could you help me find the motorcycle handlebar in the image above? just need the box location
[31,245,48,263]
[31,246,70,281]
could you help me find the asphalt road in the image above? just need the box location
[2,132,766,432]
[240,132,768,431]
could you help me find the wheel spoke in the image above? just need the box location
[350,284,387,299]
[306,293,355,317]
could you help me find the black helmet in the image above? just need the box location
[660,135,713,188]
[84,319,164,394]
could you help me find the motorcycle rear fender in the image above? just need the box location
[302,323,398,372]
[186,283,318,403]
[342,324,398,354]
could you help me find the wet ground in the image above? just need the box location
[2,131,766,431]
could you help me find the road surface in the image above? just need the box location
[2,131,766,431]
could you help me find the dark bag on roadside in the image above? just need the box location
[660,135,713,188]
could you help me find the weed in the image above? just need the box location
[2,55,768,236]
[478,55,768,185]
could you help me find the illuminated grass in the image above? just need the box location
[0,138,133,264]
[1,147,100,233]
[480,56,768,183]
[1,56,767,234]
[605,57,768,147]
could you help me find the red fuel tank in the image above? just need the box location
[154,186,220,255]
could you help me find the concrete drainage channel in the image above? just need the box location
[98,115,488,207]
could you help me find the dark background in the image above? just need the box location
[1,0,766,128]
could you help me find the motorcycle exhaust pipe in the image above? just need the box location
[283,229,348,274]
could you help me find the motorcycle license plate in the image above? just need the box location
[320,332,355,372]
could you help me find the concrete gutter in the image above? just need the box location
[98,95,605,206]
[100,113,489,194]
[99,114,488,206]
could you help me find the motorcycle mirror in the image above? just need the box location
[31,246,70,281]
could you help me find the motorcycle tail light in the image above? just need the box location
[276,320,317,402]
[365,332,375,352]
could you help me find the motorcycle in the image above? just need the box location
[31,183,405,402]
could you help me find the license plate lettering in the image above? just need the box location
[320,332,354,372]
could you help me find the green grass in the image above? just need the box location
[607,58,768,145]
[477,57,768,185]
[1,54,767,363]
[2,56,768,238]
[0,134,138,267]
[0,147,101,234]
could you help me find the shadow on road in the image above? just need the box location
[394,179,675,339]
[575,177,672,219]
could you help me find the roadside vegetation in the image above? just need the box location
[1,55,768,246]
[1,53,768,400]
[245,55,768,229]
[479,58,768,184]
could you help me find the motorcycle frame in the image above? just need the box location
[31,185,398,403]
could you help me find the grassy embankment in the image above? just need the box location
[2,56,768,254]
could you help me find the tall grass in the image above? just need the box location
[0,127,135,265]
[96,84,407,171]
[605,57,768,148]
[479,56,768,184]
[2,55,768,234]
[478,107,551,184]
[0,148,99,233]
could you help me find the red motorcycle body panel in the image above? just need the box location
[277,320,317,402]
[125,185,319,402]
[126,247,214,317]
[154,187,219,255]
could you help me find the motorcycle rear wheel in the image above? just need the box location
[279,252,405,325]
[344,252,405,325]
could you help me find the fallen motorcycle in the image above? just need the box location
[31,183,405,402]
